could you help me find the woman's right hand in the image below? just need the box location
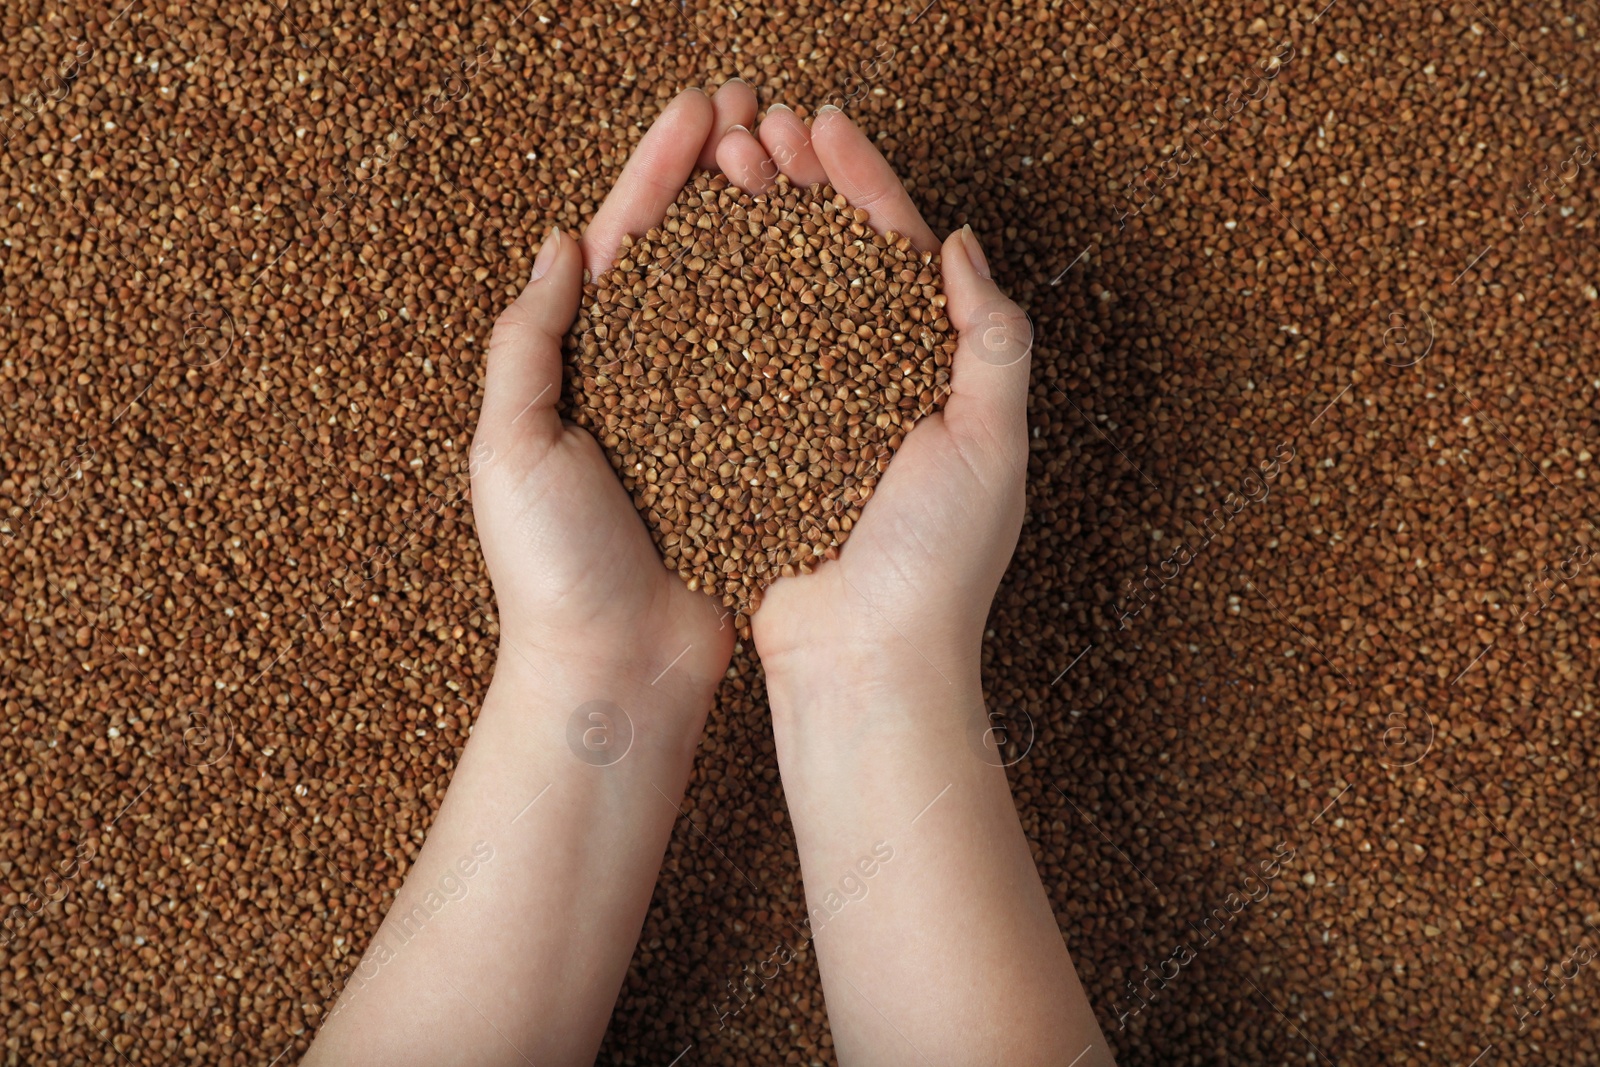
[717,107,1036,693]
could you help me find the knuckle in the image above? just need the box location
[491,304,533,338]
[951,409,1025,476]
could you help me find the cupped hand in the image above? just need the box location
[725,107,1037,681]
[471,84,761,689]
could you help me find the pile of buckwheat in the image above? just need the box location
[563,172,955,631]
[6,1,1600,1064]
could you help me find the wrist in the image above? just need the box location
[763,639,984,743]
[766,649,997,811]
[495,617,728,694]
[486,636,720,753]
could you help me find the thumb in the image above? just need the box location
[478,226,583,450]
[938,225,1034,452]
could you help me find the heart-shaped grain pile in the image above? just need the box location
[562,172,956,633]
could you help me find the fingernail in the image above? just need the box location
[530,226,561,282]
[722,77,747,87]
[767,102,793,113]
[960,224,991,280]
[815,104,842,115]
[729,124,751,136]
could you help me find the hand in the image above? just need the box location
[304,82,779,1067]
[722,110,1109,1067]
[723,107,1036,688]
[471,84,764,693]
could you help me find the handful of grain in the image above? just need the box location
[562,172,957,633]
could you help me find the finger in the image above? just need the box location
[697,77,758,170]
[717,126,777,194]
[584,88,714,276]
[939,226,1034,452]
[480,227,583,450]
[757,104,828,188]
[809,106,940,253]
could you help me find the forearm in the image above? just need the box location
[767,647,1114,1067]
[305,648,714,1067]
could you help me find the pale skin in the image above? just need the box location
[304,81,1113,1067]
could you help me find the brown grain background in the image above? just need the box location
[3,1,1599,1064]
